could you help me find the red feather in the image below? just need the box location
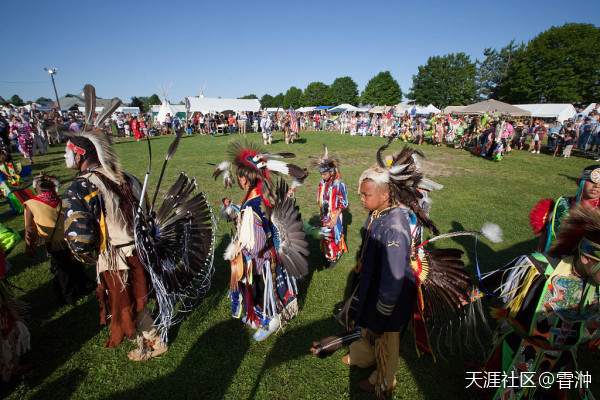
[529,198,554,235]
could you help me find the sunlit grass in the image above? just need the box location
[1,131,596,399]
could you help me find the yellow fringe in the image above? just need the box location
[375,334,389,399]
[505,266,539,318]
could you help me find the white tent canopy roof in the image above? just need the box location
[328,103,359,113]
[186,97,261,114]
[416,104,441,115]
[296,106,316,112]
[443,105,467,114]
[514,104,576,122]
[78,106,140,115]
[583,103,598,116]
[264,107,285,113]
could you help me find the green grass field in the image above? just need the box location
[2,131,598,399]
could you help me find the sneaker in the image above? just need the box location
[327,260,337,270]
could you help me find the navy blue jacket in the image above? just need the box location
[355,205,414,334]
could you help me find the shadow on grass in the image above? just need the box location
[245,317,342,400]
[102,319,250,400]
[0,290,101,400]
[448,221,538,276]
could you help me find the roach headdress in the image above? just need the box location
[358,139,443,235]
[310,144,340,173]
[211,139,309,206]
[65,84,124,183]
[550,206,600,257]
[32,171,59,192]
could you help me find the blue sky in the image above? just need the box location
[1,0,598,104]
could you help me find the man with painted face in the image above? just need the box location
[62,131,165,361]
[477,206,600,400]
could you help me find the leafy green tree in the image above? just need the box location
[498,23,600,103]
[260,94,274,108]
[475,40,524,101]
[329,76,359,105]
[239,94,258,99]
[35,97,53,103]
[283,87,302,108]
[10,95,24,106]
[130,96,144,109]
[360,71,402,106]
[302,82,330,106]
[148,94,161,105]
[272,93,284,108]
[408,53,477,108]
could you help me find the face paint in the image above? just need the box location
[64,147,75,168]
[579,238,600,275]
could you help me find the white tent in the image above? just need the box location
[583,103,598,116]
[186,97,261,114]
[77,106,140,115]
[156,84,179,123]
[264,107,285,113]
[443,105,467,114]
[416,104,441,115]
[296,106,316,112]
[514,104,576,122]
[328,103,359,113]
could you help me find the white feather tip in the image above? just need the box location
[480,222,503,243]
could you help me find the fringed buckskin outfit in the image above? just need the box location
[63,166,158,348]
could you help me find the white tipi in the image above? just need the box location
[155,83,178,123]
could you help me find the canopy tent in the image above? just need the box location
[443,105,467,114]
[392,104,407,114]
[369,106,386,114]
[77,106,140,115]
[328,104,359,113]
[514,104,576,122]
[296,106,316,112]
[415,104,441,115]
[186,97,261,114]
[314,106,333,110]
[452,99,530,117]
[355,107,370,113]
[583,103,598,116]
[264,107,285,113]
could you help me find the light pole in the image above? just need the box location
[43,67,61,112]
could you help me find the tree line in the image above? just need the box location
[254,23,598,110]
[245,72,403,109]
[409,23,599,108]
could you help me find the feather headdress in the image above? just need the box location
[65,84,124,183]
[211,139,308,205]
[359,139,443,235]
[310,144,340,173]
[550,206,600,256]
[32,171,59,192]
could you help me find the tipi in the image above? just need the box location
[155,84,179,124]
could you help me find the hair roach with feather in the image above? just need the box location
[310,144,340,173]
[211,139,308,206]
[359,138,442,235]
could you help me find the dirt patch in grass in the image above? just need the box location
[420,159,477,177]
